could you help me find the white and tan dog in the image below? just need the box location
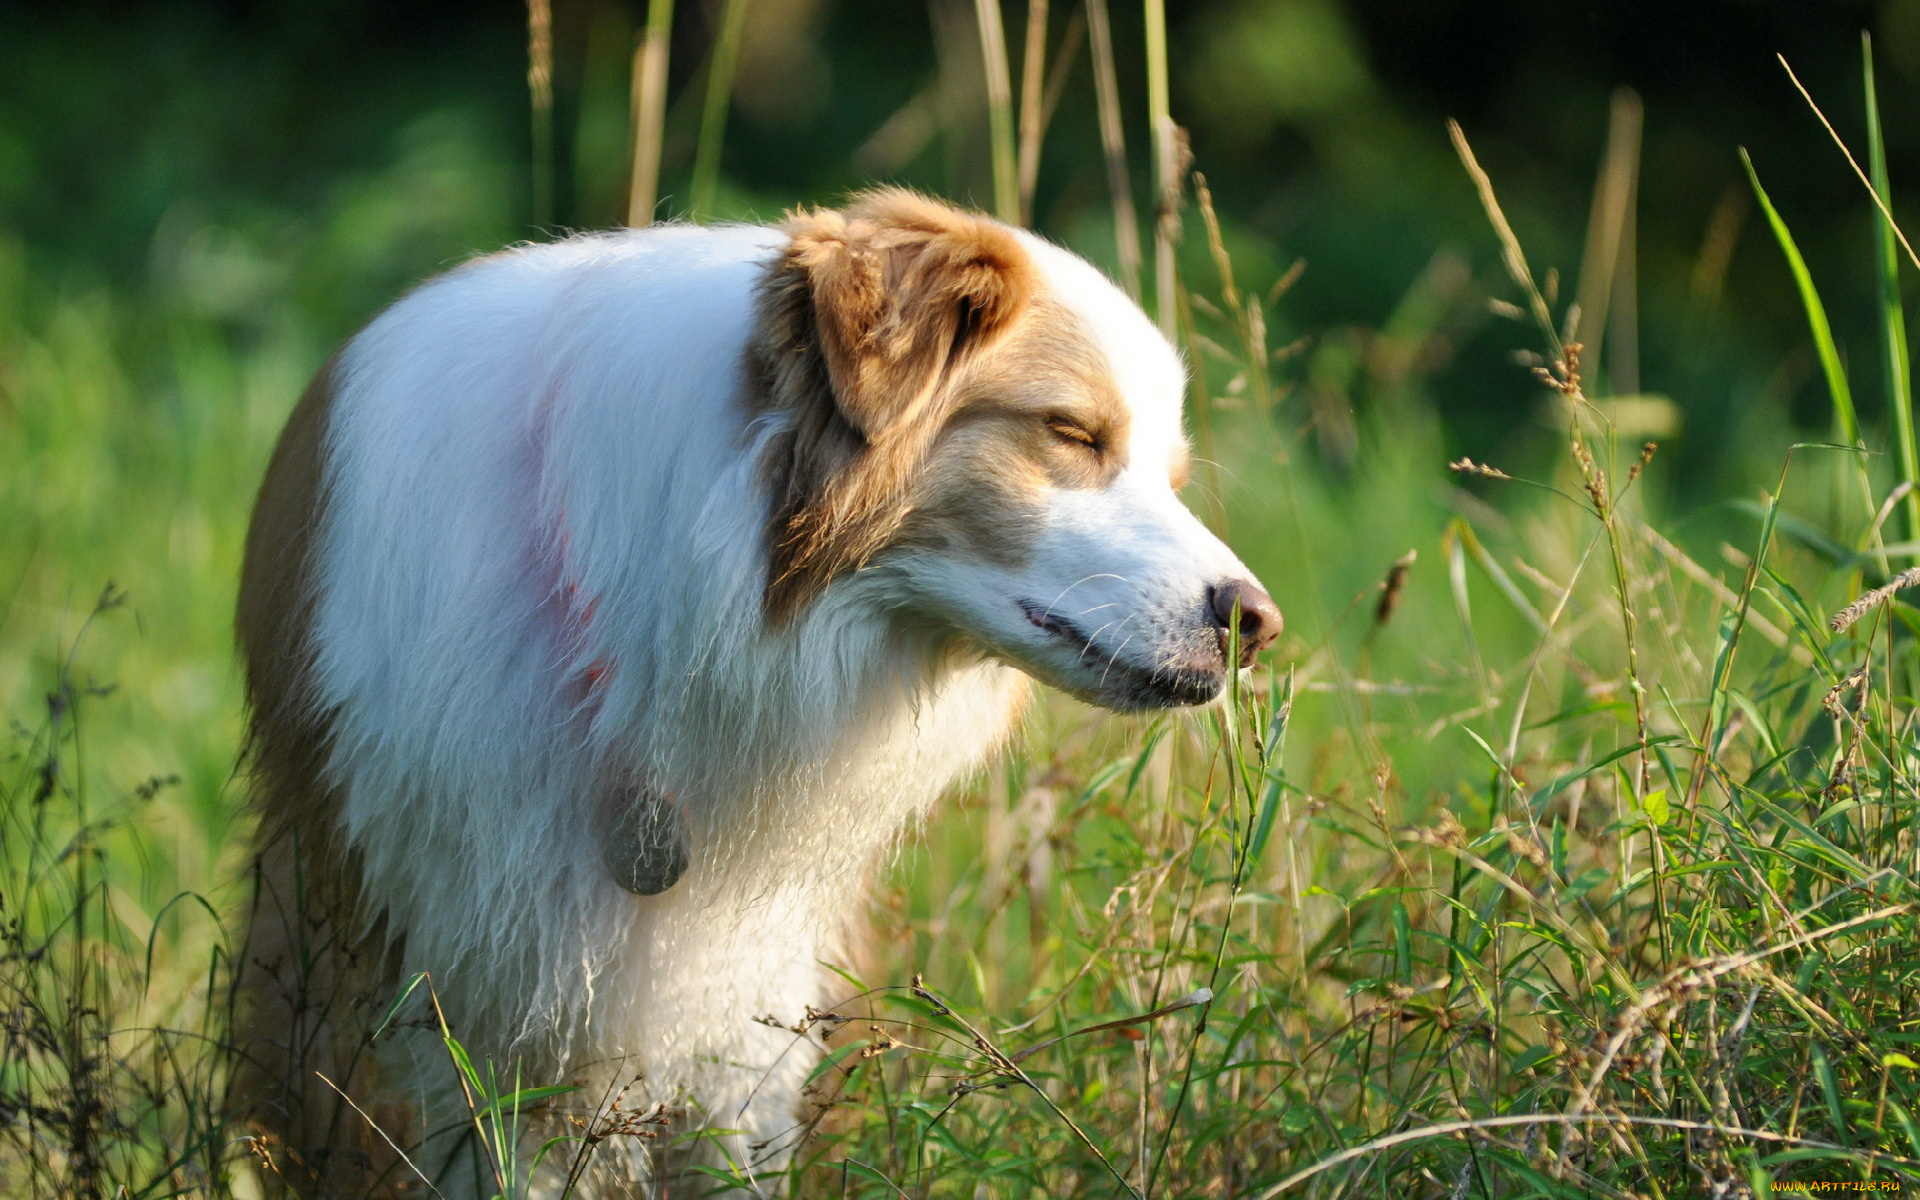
[237,191,1279,1195]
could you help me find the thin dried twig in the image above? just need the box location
[1255,1109,1920,1197]
[1779,54,1920,273]
[316,1074,447,1199]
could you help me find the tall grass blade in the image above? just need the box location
[527,0,555,229]
[426,984,509,1196]
[1684,447,1829,812]
[688,0,749,221]
[1572,88,1642,389]
[1741,149,1860,444]
[1610,97,1642,397]
[972,0,1020,224]
[1015,0,1048,224]
[1085,0,1140,298]
[627,0,675,226]
[1865,34,1920,547]
[1145,0,1178,335]
[1448,120,1560,355]
[1245,671,1294,869]
[1815,1043,1851,1143]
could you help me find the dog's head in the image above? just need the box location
[751,190,1279,711]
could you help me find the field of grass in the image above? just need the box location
[7,5,1920,1197]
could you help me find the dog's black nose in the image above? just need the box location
[1209,579,1283,666]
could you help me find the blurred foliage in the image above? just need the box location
[11,0,1920,496]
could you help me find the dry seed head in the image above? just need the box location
[1822,664,1870,717]
[1627,442,1658,485]
[1267,257,1306,307]
[859,1025,901,1057]
[1272,333,1312,364]
[1569,436,1609,515]
[1374,549,1418,626]
[1585,469,1609,515]
[1535,342,1586,399]
[1500,821,1551,872]
[1448,456,1512,481]
[1828,566,1920,634]
[1417,809,1467,848]
[1823,768,1857,806]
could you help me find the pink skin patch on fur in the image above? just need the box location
[531,382,614,704]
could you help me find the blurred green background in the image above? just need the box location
[11,0,1920,470]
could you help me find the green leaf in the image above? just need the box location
[803,1038,875,1087]
[1813,1043,1850,1141]
[1768,857,1794,899]
[1391,900,1412,984]
[477,1083,577,1120]
[1727,499,1854,566]
[1866,33,1920,544]
[1743,148,1859,444]
[1512,1043,1557,1074]
[1459,725,1506,773]
[1124,724,1169,800]
[1707,609,1739,742]
[373,972,432,1039]
[1884,1052,1920,1070]
[1531,737,1685,810]
[443,1037,486,1094]
[1642,788,1670,827]
[1450,516,1548,632]
[1726,690,1782,760]
[1891,1100,1920,1160]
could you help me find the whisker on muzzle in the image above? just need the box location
[1097,625,1144,687]
[1044,574,1131,618]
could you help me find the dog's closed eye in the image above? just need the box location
[1044,415,1102,450]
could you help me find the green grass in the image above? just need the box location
[8,10,1920,1198]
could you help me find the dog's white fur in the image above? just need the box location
[237,193,1275,1194]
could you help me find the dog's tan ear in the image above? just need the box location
[750,191,1037,622]
[783,189,1034,440]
